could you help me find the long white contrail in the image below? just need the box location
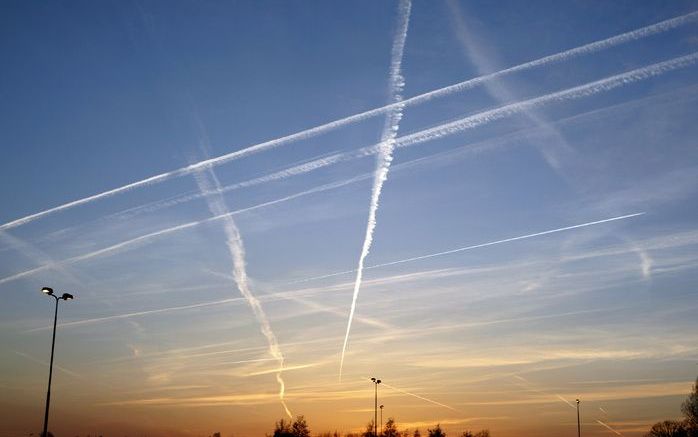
[1,11,695,232]
[340,0,411,379]
[193,163,292,418]
[289,213,646,284]
[381,381,458,412]
[1,52,694,285]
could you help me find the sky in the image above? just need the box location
[1,1,698,436]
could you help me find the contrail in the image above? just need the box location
[2,51,694,285]
[193,161,292,418]
[14,351,82,378]
[340,0,411,379]
[1,10,695,231]
[555,394,577,409]
[290,213,646,283]
[381,381,458,412]
[24,297,243,332]
[596,419,623,435]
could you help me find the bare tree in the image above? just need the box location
[645,421,687,437]
[383,418,399,437]
[292,416,311,437]
[362,421,376,437]
[682,377,698,434]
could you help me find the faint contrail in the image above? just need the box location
[340,0,411,379]
[1,11,695,232]
[24,297,243,332]
[555,394,577,409]
[291,213,646,283]
[14,351,82,378]
[381,381,458,412]
[596,419,623,436]
[193,161,292,418]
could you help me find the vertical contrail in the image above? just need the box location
[192,145,292,417]
[340,0,411,378]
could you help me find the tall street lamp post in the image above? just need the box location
[576,398,581,437]
[41,287,74,437]
[380,404,384,436]
[371,378,381,437]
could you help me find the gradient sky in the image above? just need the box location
[2,1,698,436]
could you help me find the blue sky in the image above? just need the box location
[1,1,698,436]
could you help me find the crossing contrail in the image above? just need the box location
[92,51,698,224]
[340,0,411,380]
[288,213,646,284]
[1,10,695,232]
[1,51,694,285]
[193,159,292,418]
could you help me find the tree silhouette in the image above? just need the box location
[646,420,687,437]
[413,429,421,437]
[646,375,698,436]
[383,418,399,437]
[362,420,376,437]
[682,377,698,434]
[462,430,489,437]
[273,418,293,437]
[292,415,311,437]
[428,425,445,437]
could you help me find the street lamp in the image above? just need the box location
[371,378,382,437]
[40,286,74,437]
[380,404,384,436]
[576,398,581,437]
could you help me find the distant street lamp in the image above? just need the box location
[371,377,382,437]
[576,398,581,437]
[40,287,74,437]
[380,404,384,436]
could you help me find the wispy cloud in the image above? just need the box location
[193,142,292,418]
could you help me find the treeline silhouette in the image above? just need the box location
[646,376,698,437]
[248,416,490,437]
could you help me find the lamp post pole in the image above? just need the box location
[380,404,384,436]
[371,378,381,437]
[40,287,74,437]
[576,399,581,437]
